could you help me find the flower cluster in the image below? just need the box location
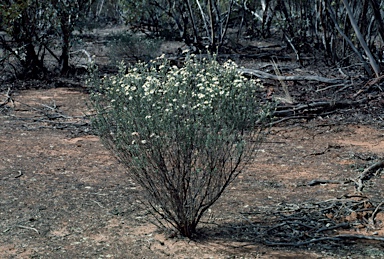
[89,53,272,239]
[90,54,269,149]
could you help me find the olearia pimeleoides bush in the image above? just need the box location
[89,54,273,238]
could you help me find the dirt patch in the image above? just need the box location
[1,87,384,258]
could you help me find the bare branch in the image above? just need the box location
[342,0,381,77]
[238,68,346,84]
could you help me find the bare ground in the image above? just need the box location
[0,84,383,258]
[1,29,384,258]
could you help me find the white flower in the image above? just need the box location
[192,103,200,109]
[233,79,243,84]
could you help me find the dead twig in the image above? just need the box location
[369,201,384,226]
[271,59,294,104]
[304,144,341,158]
[316,83,345,92]
[228,197,382,249]
[92,200,105,208]
[0,87,14,108]
[269,115,316,126]
[353,75,384,98]
[15,100,73,120]
[273,99,365,118]
[14,171,23,178]
[355,160,384,192]
[308,179,352,186]
[41,101,57,111]
[315,223,350,233]
[16,225,39,234]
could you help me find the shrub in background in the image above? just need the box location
[107,32,163,64]
[89,54,272,237]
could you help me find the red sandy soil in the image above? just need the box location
[1,87,383,258]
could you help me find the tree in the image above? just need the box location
[122,0,236,52]
[0,0,93,78]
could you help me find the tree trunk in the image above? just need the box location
[24,42,42,78]
[369,0,384,44]
[342,0,381,77]
[60,13,71,76]
[208,0,216,51]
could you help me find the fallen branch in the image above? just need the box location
[264,234,384,246]
[238,68,346,84]
[0,87,13,107]
[355,160,384,192]
[269,115,312,126]
[235,198,383,249]
[308,179,352,186]
[358,160,384,181]
[315,223,350,233]
[369,201,384,226]
[308,161,384,191]
[273,99,365,117]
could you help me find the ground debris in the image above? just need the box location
[237,196,384,247]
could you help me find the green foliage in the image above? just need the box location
[121,0,178,39]
[89,54,272,237]
[0,0,93,78]
[0,1,54,77]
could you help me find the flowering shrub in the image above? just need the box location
[89,54,272,237]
